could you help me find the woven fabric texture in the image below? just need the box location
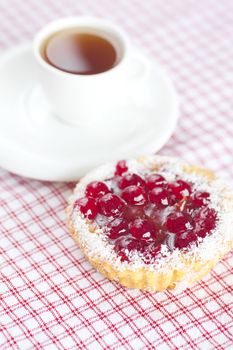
[0,0,233,349]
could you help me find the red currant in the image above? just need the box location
[98,193,124,217]
[149,187,171,207]
[74,197,98,220]
[121,185,147,206]
[166,212,195,234]
[168,180,192,201]
[129,218,157,240]
[118,173,145,189]
[145,173,165,190]
[175,231,197,249]
[194,207,217,237]
[192,191,210,208]
[85,181,110,199]
[107,218,128,239]
[114,160,128,176]
[114,236,147,261]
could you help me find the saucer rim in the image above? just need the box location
[0,44,179,181]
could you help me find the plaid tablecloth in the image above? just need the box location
[0,0,233,349]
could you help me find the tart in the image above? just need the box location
[67,155,233,291]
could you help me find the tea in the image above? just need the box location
[42,30,117,75]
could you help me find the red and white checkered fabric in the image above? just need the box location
[0,0,233,349]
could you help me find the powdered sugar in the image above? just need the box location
[68,155,233,274]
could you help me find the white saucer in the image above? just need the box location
[0,44,178,181]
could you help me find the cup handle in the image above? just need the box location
[126,50,151,81]
[124,50,153,108]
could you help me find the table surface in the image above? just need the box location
[0,0,233,349]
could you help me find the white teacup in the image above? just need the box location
[33,16,151,126]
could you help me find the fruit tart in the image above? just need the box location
[67,155,233,291]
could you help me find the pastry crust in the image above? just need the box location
[67,156,233,291]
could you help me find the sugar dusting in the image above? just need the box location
[68,155,233,278]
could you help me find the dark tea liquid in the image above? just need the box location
[42,30,117,75]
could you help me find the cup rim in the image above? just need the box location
[33,16,130,78]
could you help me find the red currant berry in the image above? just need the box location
[192,191,210,208]
[107,218,128,239]
[114,237,146,261]
[129,218,157,240]
[194,207,217,238]
[145,173,165,190]
[118,173,145,189]
[98,193,124,217]
[168,180,192,201]
[121,185,147,206]
[175,231,197,249]
[74,197,98,220]
[149,186,171,207]
[114,160,128,176]
[166,212,195,234]
[85,181,110,199]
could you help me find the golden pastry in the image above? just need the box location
[67,156,233,291]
